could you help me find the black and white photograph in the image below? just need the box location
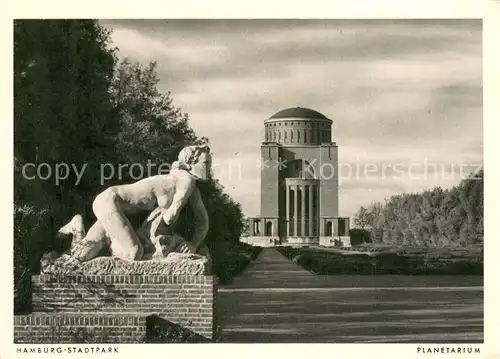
[7,8,494,353]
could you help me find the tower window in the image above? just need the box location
[326,221,333,236]
[265,221,273,236]
[339,219,346,236]
[304,130,307,142]
[291,130,294,141]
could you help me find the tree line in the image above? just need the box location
[352,169,483,247]
[14,20,245,300]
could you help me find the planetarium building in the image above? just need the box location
[242,107,351,247]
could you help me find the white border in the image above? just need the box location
[1,1,498,358]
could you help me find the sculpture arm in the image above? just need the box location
[159,173,196,229]
[188,187,209,249]
[146,208,164,241]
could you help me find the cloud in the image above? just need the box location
[109,27,228,66]
[101,19,482,218]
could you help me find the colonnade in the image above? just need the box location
[285,179,319,237]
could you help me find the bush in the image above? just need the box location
[14,205,51,312]
[349,228,372,246]
[276,246,483,275]
[210,242,262,284]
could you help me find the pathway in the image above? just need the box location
[217,248,483,343]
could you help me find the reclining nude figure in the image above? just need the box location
[57,145,211,262]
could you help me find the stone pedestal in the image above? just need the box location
[14,314,147,343]
[14,251,219,343]
[14,274,217,343]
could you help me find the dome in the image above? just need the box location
[269,107,329,120]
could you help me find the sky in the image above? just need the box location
[100,19,483,218]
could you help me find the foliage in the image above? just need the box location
[349,228,372,246]
[14,204,50,312]
[277,246,483,275]
[14,20,119,219]
[352,170,483,247]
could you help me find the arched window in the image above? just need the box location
[326,221,333,236]
[265,221,273,236]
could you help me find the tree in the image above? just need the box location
[14,20,119,220]
[353,169,483,247]
[14,20,119,274]
[353,206,370,229]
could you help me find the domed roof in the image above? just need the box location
[269,107,329,120]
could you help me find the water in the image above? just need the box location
[217,249,483,343]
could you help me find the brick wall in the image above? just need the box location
[14,314,146,343]
[15,274,217,343]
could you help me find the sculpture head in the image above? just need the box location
[173,144,211,181]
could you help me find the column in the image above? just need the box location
[313,185,318,236]
[249,218,255,236]
[301,185,306,237]
[293,185,298,237]
[286,185,290,237]
[309,185,313,236]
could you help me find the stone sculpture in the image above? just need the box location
[42,145,212,275]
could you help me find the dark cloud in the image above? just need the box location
[101,19,481,35]
[102,19,481,93]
